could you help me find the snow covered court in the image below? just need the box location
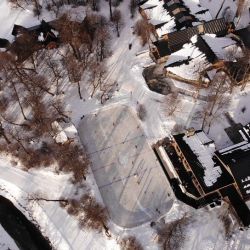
[78,105,174,228]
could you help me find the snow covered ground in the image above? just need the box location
[0,0,250,250]
[0,224,19,250]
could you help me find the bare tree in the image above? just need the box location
[0,122,11,144]
[10,80,28,120]
[9,31,41,63]
[129,0,137,18]
[134,19,154,46]
[64,55,85,99]
[89,62,107,98]
[9,0,42,15]
[79,194,109,233]
[44,52,64,95]
[238,49,250,91]
[199,73,231,133]
[164,93,181,117]
[112,9,123,37]
[55,14,91,61]
[109,0,113,21]
[156,216,190,250]
[99,80,117,104]
[236,0,246,17]
[54,143,89,182]
[92,15,112,62]
[86,0,100,11]
[8,0,26,9]
[119,236,143,250]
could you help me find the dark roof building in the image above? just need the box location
[217,123,250,200]
[9,20,59,62]
[154,127,250,227]
[168,18,227,52]
[235,26,250,49]
[172,131,234,194]
[203,18,227,36]
[12,24,29,36]
[162,0,196,30]
[12,20,59,47]
[195,35,217,63]
[0,38,10,48]
[151,17,229,64]
[35,20,59,46]
[219,185,250,227]
[152,39,171,58]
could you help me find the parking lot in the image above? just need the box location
[78,105,173,228]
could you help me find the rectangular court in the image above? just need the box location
[78,105,173,228]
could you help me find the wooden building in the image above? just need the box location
[9,20,60,62]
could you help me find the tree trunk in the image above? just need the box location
[12,134,29,155]
[91,85,97,98]
[77,81,83,99]
[38,85,55,96]
[28,197,69,203]
[116,23,120,37]
[102,222,111,237]
[240,64,250,91]
[100,41,104,62]
[201,112,208,130]
[109,0,113,21]
[207,119,213,134]
[0,124,11,144]
[209,78,224,116]
[52,105,69,119]
[0,115,30,128]
[2,133,11,144]
[12,82,28,121]
[70,43,81,61]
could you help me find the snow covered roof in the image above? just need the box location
[165,37,211,81]
[140,3,158,10]
[155,19,176,37]
[183,131,221,187]
[164,29,238,81]
[173,131,234,192]
[184,0,212,22]
[202,34,237,60]
[140,0,159,10]
[143,1,176,36]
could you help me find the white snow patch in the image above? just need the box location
[0,225,19,250]
[38,32,44,42]
[165,42,209,81]
[183,131,222,187]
